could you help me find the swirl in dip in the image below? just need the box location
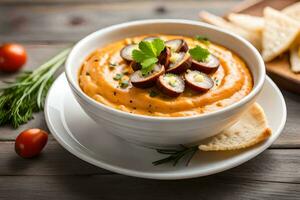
[79,35,253,117]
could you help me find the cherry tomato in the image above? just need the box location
[15,128,48,158]
[0,43,27,72]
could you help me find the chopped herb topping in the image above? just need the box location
[195,35,210,45]
[188,45,210,62]
[149,90,158,97]
[120,80,129,88]
[113,73,123,81]
[132,38,165,76]
[215,79,219,85]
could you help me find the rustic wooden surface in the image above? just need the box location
[0,0,300,199]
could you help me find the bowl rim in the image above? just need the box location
[65,19,266,122]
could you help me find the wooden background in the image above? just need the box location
[0,0,300,199]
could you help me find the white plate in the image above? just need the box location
[45,74,286,180]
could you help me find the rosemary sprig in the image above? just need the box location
[0,48,71,128]
[152,145,199,166]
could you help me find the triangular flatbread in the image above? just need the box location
[199,103,271,151]
[262,7,300,62]
[282,2,300,21]
[290,45,300,73]
[228,13,264,32]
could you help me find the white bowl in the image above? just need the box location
[65,19,265,147]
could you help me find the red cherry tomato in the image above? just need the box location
[0,43,27,72]
[15,129,48,158]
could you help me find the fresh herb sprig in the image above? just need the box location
[0,48,71,128]
[132,39,165,75]
[189,45,210,62]
[153,145,199,166]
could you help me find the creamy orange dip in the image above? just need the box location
[79,35,253,117]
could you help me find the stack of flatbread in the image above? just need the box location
[199,2,300,73]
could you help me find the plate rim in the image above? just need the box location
[45,74,287,180]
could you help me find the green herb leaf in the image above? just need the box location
[141,57,158,68]
[195,35,210,45]
[120,80,129,88]
[152,38,165,56]
[188,45,210,62]
[132,49,147,63]
[139,41,156,57]
[132,39,165,76]
[113,73,123,81]
[141,64,155,76]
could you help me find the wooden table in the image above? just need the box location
[1,0,300,199]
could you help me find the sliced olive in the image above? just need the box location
[143,36,160,42]
[191,54,220,74]
[157,74,185,97]
[120,44,138,62]
[130,61,141,71]
[167,52,192,74]
[158,47,171,69]
[130,64,165,88]
[165,39,189,52]
[184,70,214,92]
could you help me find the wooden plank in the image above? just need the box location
[0,1,238,42]
[1,140,300,199]
[1,141,300,200]
[0,167,300,200]
[273,90,300,148]
[0,43,300,147]
[230,0,299,16]
[1,140,300,183]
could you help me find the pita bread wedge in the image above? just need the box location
[290,45,300,73]
[228,13,264,32]
[282,2,300,21]
[262,7,300,62]
[199,103,271,151]
[199,11,262,50]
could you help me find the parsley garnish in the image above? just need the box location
[188,45,210,62]
[195,35,210,45]
[113,73,123,81]
[120,80,129,88]
[132,39,165,75]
